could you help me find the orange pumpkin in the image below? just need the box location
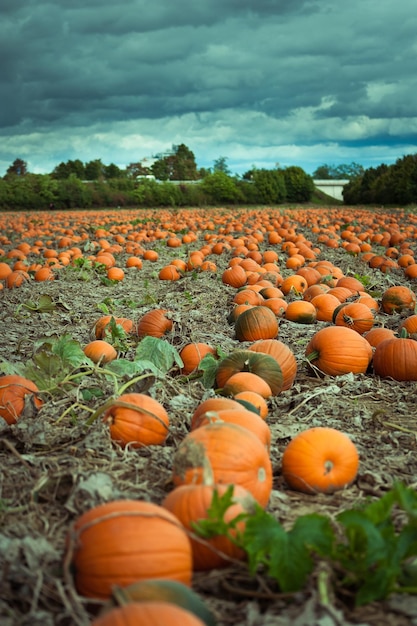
[221,265,247,288]
[192,408,271,449]
[137,309,173,338]
[91,601,206,626]
[398,314,417,338]
[94,315,135,339]
[305,326,373,376]
[233,390,269,419]
[248,339,297,391]
[103,393,170,448]
[363,327,396,348]
[284,300,317,324]
[234,306,279,342]
[84,340,118,364]
[172,422,273,507]
[333,302,375,335]
[0,374,43,424]
[222,372,272,399]
[69,500,192,599]
[381,285,417,314]
[215,349,283,395]
[373,335,417,381]
[179,343,216,375]
[281,427,359,494]
[190,397,244,429]
[162,483,254,570]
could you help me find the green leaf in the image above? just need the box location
[192,485,247,539]
[336,510,388,568]
[135,336,183,373]
[198,353,218,388]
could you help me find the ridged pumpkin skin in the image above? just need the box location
[248,339,297,391]
[179,343,216,375]
[305,326,373,376]
[162,483,254,570]
[381,285,417,314]
[282,427,359,494]
[103,393,169,448]
[234,306,279,342]
[364,327,396,348]
[91,601,206,626]
[192,408,271,450]
[215,349,283,395]
[172,422,273,507]
[222,372,272,399]
[373,336,417,381]
[333,302,375,335]
[70,500,193,599]
[137,309,173,338]
[0,374,43,424]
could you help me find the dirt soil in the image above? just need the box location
[0,207,417,626]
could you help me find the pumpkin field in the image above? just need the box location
[1,205,417,626]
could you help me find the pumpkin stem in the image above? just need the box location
[111,585,131,606]
[306,350,320,363]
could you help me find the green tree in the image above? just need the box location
[282,166,314,202]
[5,158,28,178]
[200,171,242,203]
[151,144,199,181]
[85,159,104,181]
[104,163,124,179]
[252,169,286,204]
[213,156,231,175]
[52,160,85,179]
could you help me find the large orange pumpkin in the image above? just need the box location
[172,422,273,507]
[305,326,373,376]
[0,374,43,424]
[103,393,170,448]
[137,309,173,338]
[281,427,359,494]
[372,335,417,381]
[234,306,279,342]
[381,285,417,314]
[69,500,193,598]
[179,343,216,375]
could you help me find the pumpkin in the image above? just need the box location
[310,293,341,322]
[248,339,297,391]
[137,309,173,338]
[261,297,288,316]
[159,265,181,281]
[221,265,247,288]
[69,500,193,598]
[381,286,417,314]
[215,349,283,395]
[233,390,269,419]
[398,314,417,338]
[84,340,118,364]
[280,275,308,296]
[162,483,254,570]
[172,422,273,507]
[284,300,317,324]
[94,315,135,339]
[335,276,364,293]
[373,335,417,381]
[102,580,215,626]
[179,343,216,375]
[191,408,271,449]
[103,393,170,448]
[364,327,396,348]
[0,374,43,425]
[222,371,272,399]
[333,302,375,335]
[190,397,245,429]
[281,427,359,494]
[305,326,373,376]
[91,601,206,625]
[234,305,279,342]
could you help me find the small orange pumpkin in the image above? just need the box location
[234,306,279,342]
[281,427,359,494]
[179,343,216,375]
[222,372,272,399]
[84,340,118,364]
[381,285,417,314]
[284,300,317,324]
[191,408,271,449]
[103,393,170,448]
[94,315,135,339]
[0,374,43,424]
[137,309,173,338]
[333,302,375,335]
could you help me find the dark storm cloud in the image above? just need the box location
[1,0,417,175]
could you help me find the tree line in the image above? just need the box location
[0,145,316,210]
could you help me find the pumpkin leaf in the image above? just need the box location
[198,353,219,389]
[18,294,57,313]
[135,336,183,373]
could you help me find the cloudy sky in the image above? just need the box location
[1,0,417,177]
